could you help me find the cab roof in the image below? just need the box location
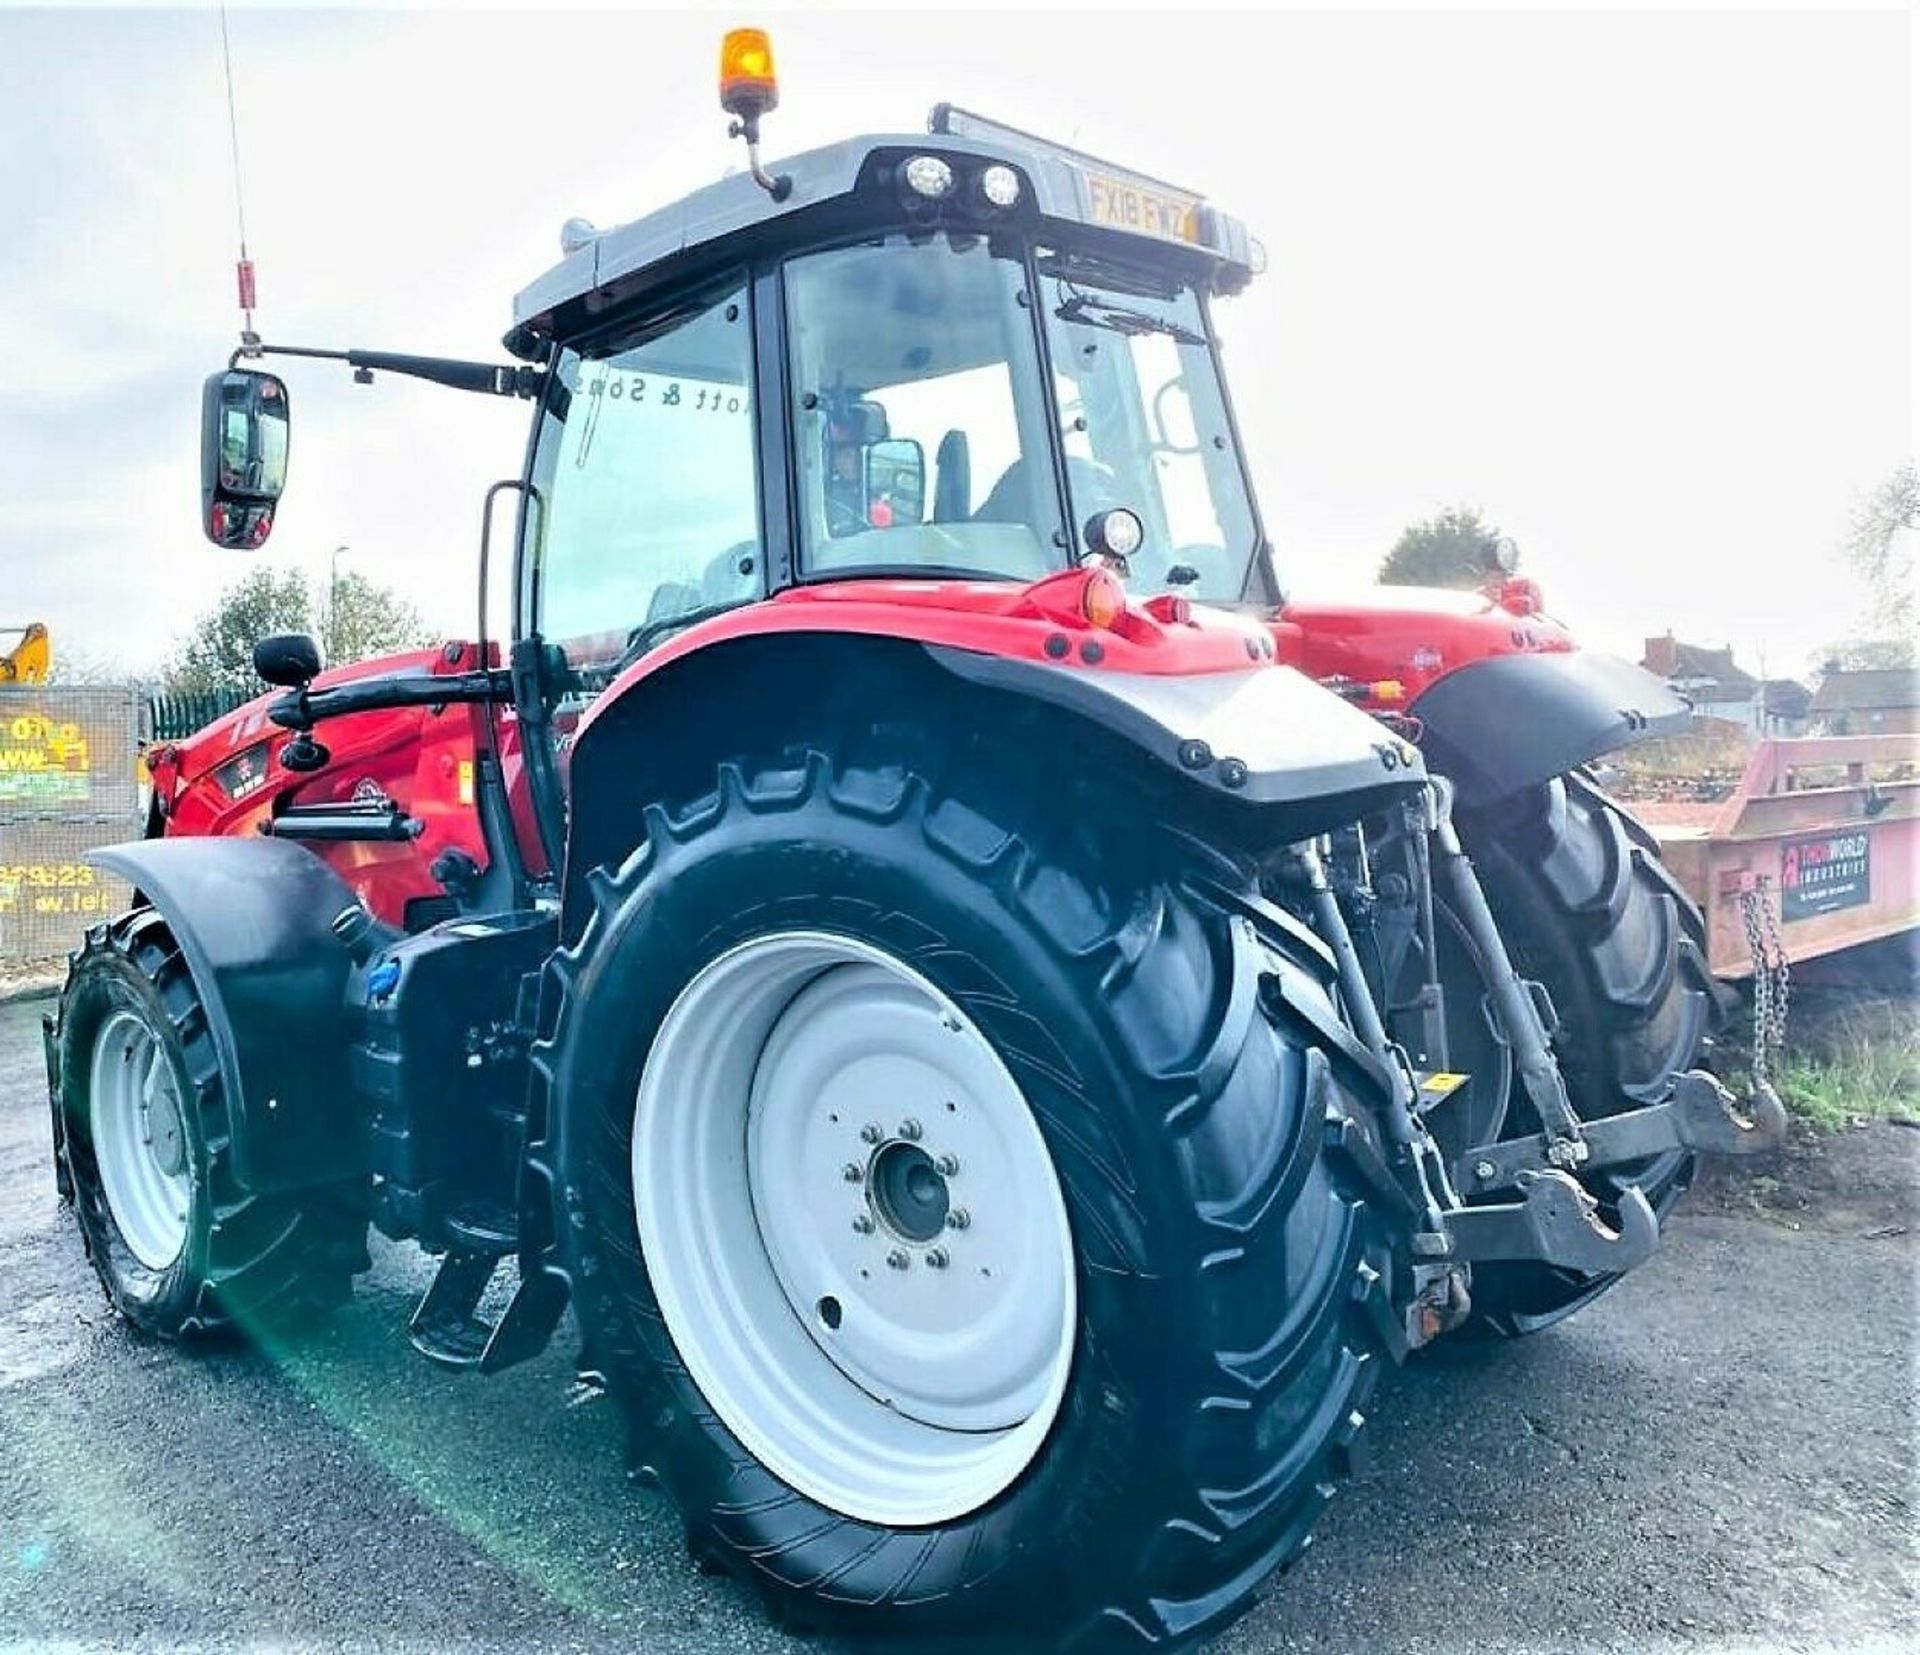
[507,106,1259,355]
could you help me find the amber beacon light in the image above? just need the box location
[720,29,789,199]
[720,28,779,119]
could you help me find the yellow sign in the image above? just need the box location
[1085,169,1202,244]
[0,711,91,804]
[0,860,115,919]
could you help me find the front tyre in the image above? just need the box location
[542,738,1390,1649]
[56,910,369,1340]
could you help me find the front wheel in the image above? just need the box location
[541,735,1391,1648]
[56,910,368,1340]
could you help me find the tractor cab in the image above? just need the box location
[508,97,1276,712]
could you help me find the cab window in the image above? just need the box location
[783,234,1066,581]
[526,284,760,689]
[1038,258,1258,601]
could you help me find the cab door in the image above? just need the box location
[512,280,764,850]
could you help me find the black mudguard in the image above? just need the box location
[85,836,369,1192]
[925,647,1427,837]
[1412,650,1690,807]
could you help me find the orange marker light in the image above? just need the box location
[1370,680,1406,703]
[1082,569,1127,631]
[720,28,779,119]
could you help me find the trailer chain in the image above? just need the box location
[1739,882,1791,1091]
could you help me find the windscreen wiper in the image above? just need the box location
[1053,295,1206,347]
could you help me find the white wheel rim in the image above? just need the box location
[632,930,1077,1527]
[90,1008,191,1271]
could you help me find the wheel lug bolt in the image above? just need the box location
[860,1123,885,1145]
[1474,1159,1497,1183]
[935,1153,959,1176]
[842,1162,864,1182]
[926,1247,949,1269]
[852,1214,875,1235]
[898,1119,922,1142]
[886,1249,910,1270]
[946,1208,970,1230]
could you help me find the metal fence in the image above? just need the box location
[0,685,144,965]
[150,687,250,742]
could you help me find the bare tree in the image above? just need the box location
[1816,464,1917,670]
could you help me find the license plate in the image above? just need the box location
[1084,169,1202,244]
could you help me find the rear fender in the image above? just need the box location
[1413,651,1691,807]
[85,837,369,1192]
[563,625,1425,932]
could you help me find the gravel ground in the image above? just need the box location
[1,991,1914,1654]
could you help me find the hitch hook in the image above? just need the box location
[1444,1171,1660,1276]
[1668,1068,1788,1155]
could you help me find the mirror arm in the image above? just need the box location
[231,342,543,400]
[266,668,514,732]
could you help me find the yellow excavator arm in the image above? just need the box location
[0,621,51,684]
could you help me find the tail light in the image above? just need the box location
[1081,569,1126,630]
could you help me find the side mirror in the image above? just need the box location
[252,632,322,688]
[201,369,291,549]
[864,437,926,528]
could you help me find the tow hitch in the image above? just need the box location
[1437,1072,1784,1277]
[1444,1171,1659,1275]
[1454,1069,1788,1197]
[1267,779,1790,1314]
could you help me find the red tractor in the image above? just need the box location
[47,36,1781,1650]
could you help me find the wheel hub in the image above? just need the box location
[867,1139,949,1243]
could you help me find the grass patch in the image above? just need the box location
[1771,995,1920,1133]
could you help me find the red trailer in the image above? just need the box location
[1636,733,1920,978]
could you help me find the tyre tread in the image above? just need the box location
[56,908,367,1342]
[539,726,1395,1649]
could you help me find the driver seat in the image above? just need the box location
[933,430,971,523]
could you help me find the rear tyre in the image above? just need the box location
[55,909,369,1341]
[541,731,1391,1649]
[1455,770,1720,1335]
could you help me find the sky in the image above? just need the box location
[1,1,1912,683]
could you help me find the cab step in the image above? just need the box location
[406,1244,573,1374]
[407,1250,499,1370]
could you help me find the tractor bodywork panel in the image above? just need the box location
[559,578,1425,934]
[147,642,534,932]
[87,836,369,1191]
[1277,587,1578,704]
[1413,650,1691,805]
[1277,587,1689,804]
[924,648,1422,822]
[569,574,1423,812]
[511,116,1258,352]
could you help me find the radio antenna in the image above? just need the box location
[216,3,259,348]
